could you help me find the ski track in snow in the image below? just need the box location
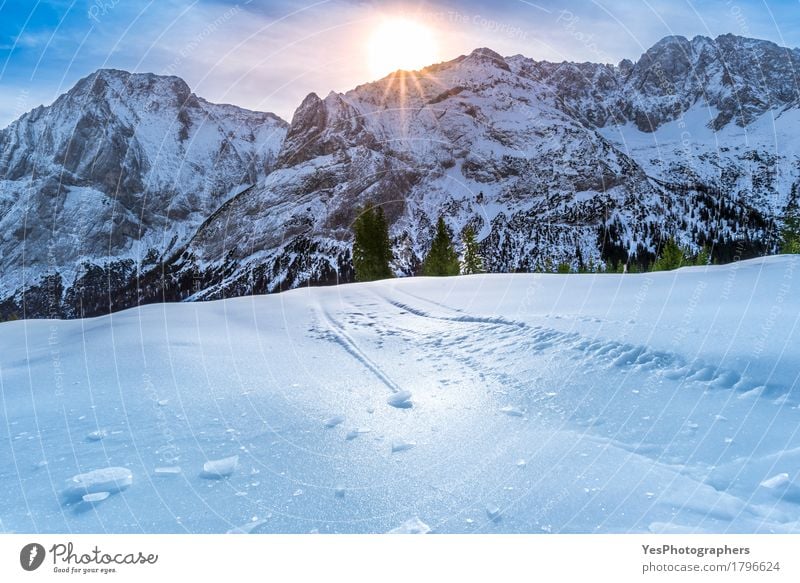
[315,306,406,395]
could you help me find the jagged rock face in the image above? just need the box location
[1,34,798,319]
[277,92,380,167]
[0,69,287,317]
[525,34,800,132]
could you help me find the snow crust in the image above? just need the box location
[2,257,799,533]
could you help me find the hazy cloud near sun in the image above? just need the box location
[1,0,800,126]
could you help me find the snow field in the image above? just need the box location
[0,256,798,533]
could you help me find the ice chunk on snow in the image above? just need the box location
[82,492,110,503]
[387,391,413,409]
[760,473,790,489]
[324,415,345,428]
[386,517,430,534]
[334,487,346,498]
[486,505,502,521]
[200,455,239,479]
[227,519,269,534]
[500,406,525,417]
[391,439,416,453]
[154,466,182,476]
[86,430,107,441]
[63,467,133,502]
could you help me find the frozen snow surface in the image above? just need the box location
[1,257,800,533]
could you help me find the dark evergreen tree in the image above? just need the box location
[460,226,484,275]
[694,246,711,266]
[374,206,393,273]
[779,201,800,254]
[422,216,460,276]
[352,203,393,282]
[652,238,687,271]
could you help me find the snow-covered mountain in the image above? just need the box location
[2,34,799,318]
[0,69,287,318]
[176,36,798,302]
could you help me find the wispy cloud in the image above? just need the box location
[1,0,799,128]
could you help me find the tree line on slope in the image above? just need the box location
[353,204,484,281]
[351,201,800,282]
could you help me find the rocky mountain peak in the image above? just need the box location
[463,47,511,72]
[0,70,288,314]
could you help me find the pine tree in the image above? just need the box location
[779,202,800,254]
[422,216,460,276]
[374,206,393,274]
[694,246,711,266]
[652,238,686,271]
[460,226,484,275]
[352,203,393,282]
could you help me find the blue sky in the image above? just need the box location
[1,0,799,126]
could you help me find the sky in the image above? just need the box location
[1,0,800,127]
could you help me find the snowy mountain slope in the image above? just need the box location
[171,36,799,301]
[2,35,800,319]
[1,257,798,533]
[0,69,288,318]
[175,48,672,299]
[517,34,800,256]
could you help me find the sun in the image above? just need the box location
[367,18,438,79]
